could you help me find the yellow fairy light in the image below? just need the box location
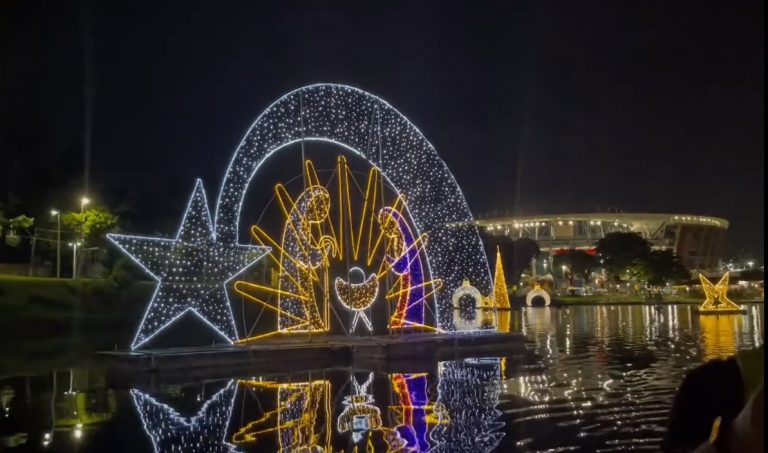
[493,246,511,309]
[236,155,440,340]
[698,272,744,314]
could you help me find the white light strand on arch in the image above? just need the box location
[107,180,270,349]
[214,84,491,331]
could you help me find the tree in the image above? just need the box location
[554,249,600,286]
[0,213,34,247]
[480,233,540,286]
[596,232,652,282]
[492,247,510,308]
[62,207,119,246]
[636,249,690,286]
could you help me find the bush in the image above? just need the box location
[109,256,142,288]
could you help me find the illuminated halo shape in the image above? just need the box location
[525,286,551,307]
[451,281,485,331]
[214,84,490,331]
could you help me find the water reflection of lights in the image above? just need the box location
[132,381,237,453]
[337,373,382,444]
[431,359,504,452]
[73,422,83,440]
[505,304,764,451]
[234,379,331,452]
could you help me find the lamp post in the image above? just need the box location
[561,265,567,280]
[77,197,90,277]
[50,210,61,278]
[80,197,90,214]
[69,242,81,279]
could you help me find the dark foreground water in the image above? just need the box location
[0,304,763,452]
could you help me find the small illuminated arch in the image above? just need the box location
[214,84,490,331]
[525,286,551,307]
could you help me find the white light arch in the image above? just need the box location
[525,287,551,307]
[214,84,490,331]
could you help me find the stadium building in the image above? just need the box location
[476,213,728,271]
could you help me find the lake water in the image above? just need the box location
[0,304,763,452]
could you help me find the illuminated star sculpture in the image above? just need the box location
[108,179,270,349]
[699,272,743,313]
[131,381,237,453]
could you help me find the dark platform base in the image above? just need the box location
[99,332,530,389]
[694,307,748,315]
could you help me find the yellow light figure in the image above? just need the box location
[698,272,744,314]
[234,156,442,341]
[493,246,511,309]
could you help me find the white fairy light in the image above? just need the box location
[451,279,491,331]
[107,180,270,349]
[131,381,237,453]
[431,359,505,452]
[214,84,491,332]
[334,267,378,333]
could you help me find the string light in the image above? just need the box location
[335,267,378,333]
[492,247,510,309]
[235,157,441,338]
[131,381,237,453]
[215,84,491,332]
[128,359,506,451]
[431,359,505,452]
[451,279,493,331]
[698,272,743,313]
[525,283,551,307]
[390,373,431,451]
[234,380,331,450]
[380,206,429,329]
[337,373,382,444]
[107,180,270,349]
[112,84,490,346]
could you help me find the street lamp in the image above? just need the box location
[50,210,61,278]
[543,259,548,273]
[561,264,567,280]
[80,197,90,213]
[69,242,82,279]
[747,261,755,269]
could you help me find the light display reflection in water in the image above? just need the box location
[129,359,503,453]
[0,304,762,452]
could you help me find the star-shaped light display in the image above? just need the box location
[108,179,270,349]
[131,381,238,453]
[699,272,742,312]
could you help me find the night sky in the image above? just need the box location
[1,1,764,259]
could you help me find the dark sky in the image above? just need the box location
[1,0,764,259]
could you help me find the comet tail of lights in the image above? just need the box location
[234,156,444,339]
[131,381,237,453]
[697,272,744,314]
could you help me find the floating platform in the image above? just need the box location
[694,307,748,315]
[99,332,530,388]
